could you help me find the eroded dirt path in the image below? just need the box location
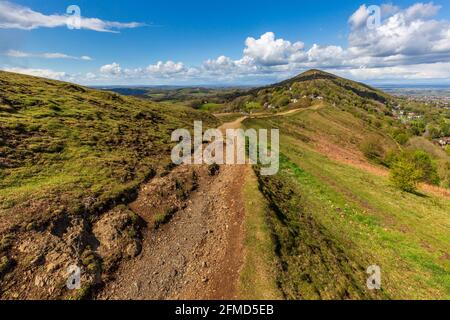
[97,118,249,300]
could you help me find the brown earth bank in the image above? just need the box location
[96,109,250,300]
[97,163,248,300]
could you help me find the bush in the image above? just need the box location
[390,157,423,192]
[360,138,384,163]
[390,150,440,192]
[411,150,440,185]
[394,133,410,145]
[410,120,426,136]
[383,150,398,168]
[275,96,290,107]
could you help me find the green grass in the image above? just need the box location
[0,71,219,230]
[244,108,450,299]
[199,102,224,112]
[239,169,282,300]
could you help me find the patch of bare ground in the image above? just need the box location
[96,163,248,300]
[96,118,249,300]
[309,133,450,198]
[1,114,251,300]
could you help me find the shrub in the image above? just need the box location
[390,150,440,192]
[360,138,384,163]
[412,150,440,185]
[383,150,398,168]
[428,125,441,139]
[390,157,423,192]
[394,133,410,145]
[410,120,426,136]
[275,96,290,107]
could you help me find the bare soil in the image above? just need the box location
[96,118,250,300]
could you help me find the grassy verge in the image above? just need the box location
[239,168,282,300]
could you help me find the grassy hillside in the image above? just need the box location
[236,70,448,299]
[229,69,448,188]
[243,104,450,299]
[0,71,218,232]
[227,69,393,115]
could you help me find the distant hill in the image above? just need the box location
[228,69,394,115]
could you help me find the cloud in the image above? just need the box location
[5,50,92,60]
[341,62,450,80]
[96,61,194,82]
[306,44,345,67]
[349,5,371,30]
[404,2,441,20]
[347,2,450,63]
[197,2,450,82]
[0,1,145,33]
[146,61,186,75]
[2,67,67,80]
[100,62,122,75]
[243,32,306,66]
[4,2,450,84]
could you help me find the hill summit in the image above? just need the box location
[229,69,393,113]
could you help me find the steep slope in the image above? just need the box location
[0,71,219,299]
[239,71,450,299]
[246,113,450,299]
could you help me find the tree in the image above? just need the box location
[390,150,440,192]
[411,150,440,185]
[439,118,450,136]
[390,156,423,192]
[275,95,290,107]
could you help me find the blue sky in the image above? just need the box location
[1,0,450,85]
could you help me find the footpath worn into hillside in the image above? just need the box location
[96,106,327,300]
[97,118,249,300]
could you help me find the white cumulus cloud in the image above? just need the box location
[100,62,122,75]
[243,32,306,66]
[146,61,186,75]
[4,2,450,84]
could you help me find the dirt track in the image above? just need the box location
[97,118,249,300]
[96,106,331,300]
